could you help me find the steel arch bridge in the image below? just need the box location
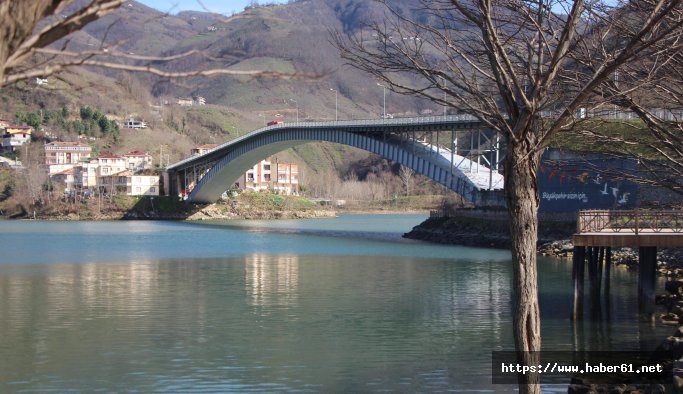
[165,116,504,205]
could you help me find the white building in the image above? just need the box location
[45,141,92,174]
[123,118,147,129]
[123,150,153,171]
[236,157,299,195]
[100,171,160,196]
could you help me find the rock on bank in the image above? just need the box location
[403,211,576,249]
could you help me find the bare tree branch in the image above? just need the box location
[0,1,316,88]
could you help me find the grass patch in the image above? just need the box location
[548,119,671,159]
[237,191,316,210]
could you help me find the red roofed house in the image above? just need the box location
[123,150,153,171]
[95,154,127,178]
[191,144,218,156]
[50,168,74,191]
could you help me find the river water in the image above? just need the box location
[0,214,671,392]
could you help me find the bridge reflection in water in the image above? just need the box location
[165,116,505,206]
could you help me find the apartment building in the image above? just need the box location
[45,141,92,174]
[100,170,160,196]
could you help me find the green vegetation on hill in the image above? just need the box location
[15,105,120,141]
[548,119,665,158]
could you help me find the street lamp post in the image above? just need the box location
[377,83,386,119]
[289,98,298,122]
[330,88,338,121]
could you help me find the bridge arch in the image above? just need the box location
[165,117,503,204]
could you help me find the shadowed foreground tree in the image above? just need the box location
[334,0,682,392]
[0,0,304,88]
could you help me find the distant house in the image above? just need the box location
[95,154,127,177]
[73,160,99,190]
[123,150,153,171]
[69,150,152,192]
[236,157,299,195]
[100,170,160,196]
[191,144,218,156]
[1,124,32,152]
[123,118,147,129]
[177,96,206,106]
[45,141,92,174]
[35,77,48,85]
[177,97,194,106]
[50,168,74,191]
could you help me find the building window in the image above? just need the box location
[150,187,156,193]
[263,164,271,171]
[264,174,271,181]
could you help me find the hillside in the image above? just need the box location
[1,0,452,197]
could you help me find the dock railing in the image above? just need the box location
[577,210,683,234]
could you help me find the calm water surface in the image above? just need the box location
[0,214,671,392]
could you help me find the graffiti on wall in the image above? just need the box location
[538,159,638,212]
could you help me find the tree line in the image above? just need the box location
[15,106,120,141]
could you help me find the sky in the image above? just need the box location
[137,0,287,15]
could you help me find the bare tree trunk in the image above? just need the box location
[505,142,542,393]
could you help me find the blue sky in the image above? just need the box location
[137,0,287,15]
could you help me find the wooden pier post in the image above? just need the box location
[588,247,602,318]
[604,247,612,320]
[638,246,658,322]
[571,246,586,320]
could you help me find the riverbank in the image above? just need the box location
[402,211,576,249]
[2,192,337,221]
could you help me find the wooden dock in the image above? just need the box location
[571,210,683,321]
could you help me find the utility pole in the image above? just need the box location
[330,88,338,121]
[377,83,386,118]
[442,76,447,116]
[290,98,298,122]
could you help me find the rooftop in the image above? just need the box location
[195,144,218,150]
[45,141,91,148]
[124,150,149,156]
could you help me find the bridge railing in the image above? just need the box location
[167,115,482,170]
[577,210,683,234]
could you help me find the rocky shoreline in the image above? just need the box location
[403,214,576,249]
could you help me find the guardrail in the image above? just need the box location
[577,210,683,234]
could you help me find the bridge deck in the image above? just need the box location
[573,231,683,247]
